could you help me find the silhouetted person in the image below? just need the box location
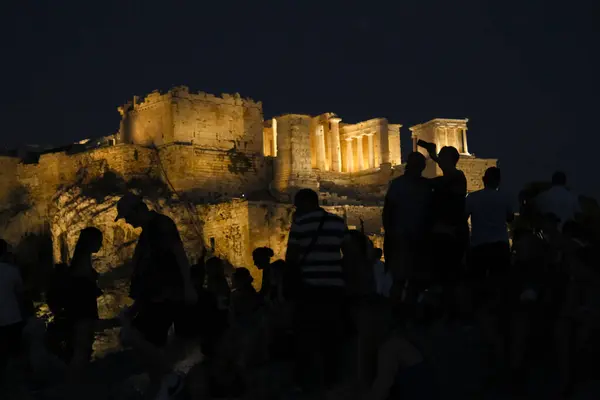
[465,167,513,364]
[115,192,197,399]
[535,171,581,230]
[205,257,231,334]
[285,188,347,394]
[383,152,432,307]
[64,227,103,382]
[343,231,392,391]
[253,247,278,302]
[230,267,262,323]
[0,239,25,384]
[175,261,221,361]
[466,167,514,289]
[420,143,468,320]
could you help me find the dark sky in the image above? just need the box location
[1,0,598,199]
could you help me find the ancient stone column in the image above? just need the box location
[367,133,375,169]
[316,124,327,170]
[356,136,364,171]
[329,117,342,172]
[462,128,469,154]
[345,137,354,172]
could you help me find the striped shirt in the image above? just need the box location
[288,208,347,287]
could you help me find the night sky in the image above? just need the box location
[1,1,598,199]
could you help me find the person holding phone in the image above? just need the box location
[417,140,468,321]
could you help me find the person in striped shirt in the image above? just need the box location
[285,188,348,395]
[286,189,347,290]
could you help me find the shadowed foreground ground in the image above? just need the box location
[2,323,600,400]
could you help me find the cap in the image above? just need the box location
[114,193,144,222]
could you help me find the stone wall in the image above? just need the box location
[272,114,317,195]
[122,91,174,146]
[157,144,271,198]
[170,87,263,152]
[120,86,264,152]
[458,156,498,192]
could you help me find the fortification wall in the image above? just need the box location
[157,144,271,198]
[200,199,250,271]
[120,87,264,151]
[170,87,263,152]
[124,91,174,146]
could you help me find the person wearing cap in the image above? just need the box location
[115,192,197,399]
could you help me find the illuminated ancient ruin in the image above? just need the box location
[0,86,495,323]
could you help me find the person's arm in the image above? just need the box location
[420,141,439,164]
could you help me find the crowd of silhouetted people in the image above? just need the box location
[1,140,599,400]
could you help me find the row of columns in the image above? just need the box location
[411,127,470,155]
[344,133,376,172]
[315,118,343,172]
[313,117,380,173]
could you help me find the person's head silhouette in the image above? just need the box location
[437,146,460,173]
[252,247,274,270]
[552,171,567,187]
[294,188,319,216]
[483,167,501,190]
[232,267,253,290]
[405,152,426,176]
[114,192,149,228]
[75,227,103,255]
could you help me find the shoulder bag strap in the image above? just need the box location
[297,211,327,268]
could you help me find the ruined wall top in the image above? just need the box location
[119,86,262,114]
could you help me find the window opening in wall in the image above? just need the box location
[210,237,215,252]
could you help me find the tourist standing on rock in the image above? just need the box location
[114,193,197,400]
[0,239,25,385]
[419,142,469,321]
[205,257,231,337]
[285,188,347,396]
[343,231,393,392]
[383,151,433,311]
[64,227,104,382]
[465,167,514,364]
[535,171,581,230]
[253,247,279,303]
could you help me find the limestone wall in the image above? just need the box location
[170,88,263,152]
[119,86,264,152]
[157,144,271,198]
[272,114,317,195]
[123,91,174,146]
[200,200,251,271]
[458,157,498,192]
